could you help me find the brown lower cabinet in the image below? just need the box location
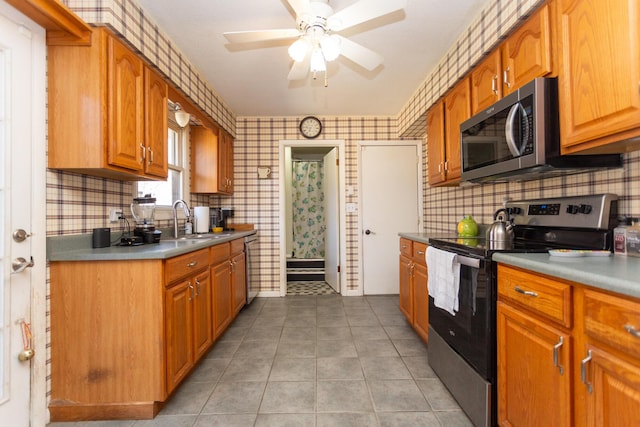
[398,237,429,343]
[497,263,640,427]
[49,238,247,421]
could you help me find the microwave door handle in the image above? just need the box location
[505,103,523,157]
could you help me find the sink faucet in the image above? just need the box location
[172,199,191,238]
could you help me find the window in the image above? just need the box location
[136,119,188,215]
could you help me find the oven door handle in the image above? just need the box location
[453,254,480,269]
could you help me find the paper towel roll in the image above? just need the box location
[193,207,210,233]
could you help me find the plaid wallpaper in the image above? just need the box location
[49,0,640,292]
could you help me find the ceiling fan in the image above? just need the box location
[223,0,407,82]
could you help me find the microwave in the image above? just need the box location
[460,78,622,183]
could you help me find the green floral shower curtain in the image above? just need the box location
[292,160,325,259]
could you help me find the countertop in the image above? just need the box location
[398,232,640,299]
[47,230,257,261]
[493,252,640,299]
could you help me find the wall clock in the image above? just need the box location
[299,116,322,139]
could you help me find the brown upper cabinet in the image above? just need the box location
[427,77,471,186]
[557,0,640,154]
[471,3,554,115]
[191,126,234,195]
[48,28,168,181]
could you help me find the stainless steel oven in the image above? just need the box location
[427,246,496,427]
[244,234,259,304]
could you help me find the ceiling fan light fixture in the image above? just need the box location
[310,49,326,72]
[320,34,341,61]
[288,38,309,62]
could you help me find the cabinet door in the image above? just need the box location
[231,252,246,316]
[107,34,144,172]
[471,50,502,115]
[426,101,446,185]
[498,302,572,427]
[212,260,232,339]
[165,279,194,393]
[191,126,221,193]
[558,0,640,152]
[192,270,213,362]
[413,262,429,343]
[399,254,413,323]
[219,130,234,195]
[443,78,470,183]
[581,345,640,427]
[501,3,552,96]
[144,67,168,178]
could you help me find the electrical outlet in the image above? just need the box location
[109,208,123,223]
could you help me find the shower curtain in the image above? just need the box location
[292,160,325,259]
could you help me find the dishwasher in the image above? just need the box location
[244,234,259,304]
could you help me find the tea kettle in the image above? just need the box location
[486,208,514,244]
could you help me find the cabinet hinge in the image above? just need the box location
[336,158,339,166]
[337,265,340,273]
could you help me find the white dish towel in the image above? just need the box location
[426,246,461,316]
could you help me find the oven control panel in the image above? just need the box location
[506,194,618,230]
[528,203,561,216]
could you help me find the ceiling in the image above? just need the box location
[136,0,487,117]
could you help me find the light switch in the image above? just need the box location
[346,203,357,213]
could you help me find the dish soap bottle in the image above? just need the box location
[457,215,479,237]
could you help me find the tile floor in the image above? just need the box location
[48,295,472,427]
[286,281,337,296]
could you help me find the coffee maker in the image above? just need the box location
[210,207,234,230]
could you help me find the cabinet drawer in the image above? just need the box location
[165,248,209,285]
[412,242,428,265]
[584,289,640,359]
[210,242,230,265]
[230,238,244,255]
[498,265,572,328]
[400,238,413,258]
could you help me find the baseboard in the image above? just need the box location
[256,291,281,298]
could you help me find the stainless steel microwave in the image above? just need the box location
[460,78,621,183]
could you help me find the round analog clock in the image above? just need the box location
[299,116,322,139]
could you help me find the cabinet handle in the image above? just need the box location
[553,336,564,375]
[444,160,448,172]
[140,144,146,163]
[492,75,498,95]
[417,251,425,255]
[514,286,538,297]
[624,324,640,338]
[503,67,511,88]
[581,350,593,394]
[148,148,154,165]
[195,278,201,296]
[437,163,442,173]
[229,260,234,273]
[187,261,198,268]
[188,282,194,301]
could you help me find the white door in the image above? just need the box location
[323,148,339,292]
[0,4,46,425]
[360,143,421,294]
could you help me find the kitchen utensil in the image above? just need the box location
[486,208,514,246]
[131,195,156,237]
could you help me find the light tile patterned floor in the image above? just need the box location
[287,281,337,296]
[47,295,472,427]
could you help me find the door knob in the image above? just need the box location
[365,229,374,235]
[12,256,34,274]
[18,348,35,362]
[13,229,31,242]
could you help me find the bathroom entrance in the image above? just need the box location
[279,140,346,296]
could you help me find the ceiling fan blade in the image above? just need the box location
[288,52,310,80]
[337,36,383,71]
[224,29,301,44]
[328,0,407,31]
[286,0,312,18]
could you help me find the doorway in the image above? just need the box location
[279,140,346,296]
[358,141,422,295]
